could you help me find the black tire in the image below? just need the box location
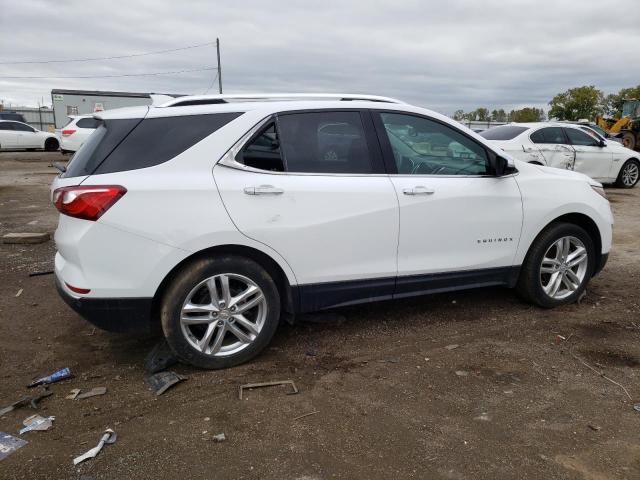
[160,255,281,369]
[621,132,636,151]
[44,138,59,152]
[516,223,595,308]
[615,159,640,188]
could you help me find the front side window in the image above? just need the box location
[530,127,566,144]
[0,123,13,130]
[565,128,599,146]
[278,111,373,174]
[379,112,489,175]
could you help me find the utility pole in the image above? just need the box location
[216,38,223,94]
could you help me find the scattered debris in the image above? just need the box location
[292,411,319,421]
[455,370,469,377]
[212,433,226,442]
[28,270,54,277]
[0,389,52,416]
[378,358,400,364]
[76,387,107,400]
[633,404,640,413]
[27,367,72,388]
[0,432,28,461]
[474,413,490,421]
[19,415,55,434]
[239,380,299,400]
[2,232,50,245]
[15,289,23,298]
[66,389,81,400]
[73,429,117,465]
[588,424,601,431]
[503,390,514,395]
[444,344,459,350]
[145,371,186,396]
[570,350,632,400]
[144,339,178,374]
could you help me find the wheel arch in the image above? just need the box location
[538,212,602,275]
[151,244,297,329]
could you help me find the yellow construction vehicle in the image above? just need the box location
[596,99,640,151]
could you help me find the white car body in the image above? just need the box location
[480,123,640,186]
[50,94,613,367]
[57,115,101,153]
[0,120,59,150]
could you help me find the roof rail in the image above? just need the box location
[159,93,405,107]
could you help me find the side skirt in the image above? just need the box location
[294,266,520,313]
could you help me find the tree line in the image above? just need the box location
[452,84,640,123]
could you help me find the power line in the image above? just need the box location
[0,41,217,65]
[202,71,220,94]
[0,66,218,80]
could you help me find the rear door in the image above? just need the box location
[563,127,613,181]
[0,122,17,148]
[214,110,399,309]
[530,127,576,169]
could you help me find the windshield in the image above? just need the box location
[479,125,528,140]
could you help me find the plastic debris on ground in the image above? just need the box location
[144,339,179,374]
[0,432,28,461]
[145,371,186,396]
[212,433,226,442]
[73,429,117,465]
[75,387,107,400]
[0,389,52,416]
[19,415,55,434]
[238,380,299,400]
[27,367,72,388]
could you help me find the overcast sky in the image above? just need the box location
[1,0,638,115]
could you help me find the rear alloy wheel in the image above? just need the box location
[516,223,595,308]
[161,255,280,369]
[44,138,59,152]
[616,159,639,188]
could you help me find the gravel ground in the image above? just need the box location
[1,151,639,480]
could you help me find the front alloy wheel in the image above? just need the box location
[619,160,639,188]
[180,273,267,357]
[539,236,589,300]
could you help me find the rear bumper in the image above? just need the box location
[55,275,154,333]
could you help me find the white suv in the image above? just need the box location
[51,94,613,369]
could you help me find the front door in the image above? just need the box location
[372,111,522,296]
[530,126,576,170]
[563,127,613,181]
[214,110,399,310]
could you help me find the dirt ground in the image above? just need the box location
[1,151,639,480]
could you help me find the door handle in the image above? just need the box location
[244,185,284,195]
[403,186,435,196]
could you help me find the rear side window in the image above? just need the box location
[565,128,599,146]
[12,122,34,132]
[0,123,13,130]
[479,125,527,140]
[63,113,241,177]
[278,111,372,173]
[236,122,284,172]
[76,117,102,129]
[530,127,566,144]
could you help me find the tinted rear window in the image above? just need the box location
[479,125,528,140]
[63,112,241,177]
[76,117,102,129]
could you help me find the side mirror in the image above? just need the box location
[598,140,606,147]
[488,151,515,176]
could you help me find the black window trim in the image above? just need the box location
[371,109,510,177]
[223,109,387,176]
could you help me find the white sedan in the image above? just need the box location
[0,120,59,151]
[58,115,102,153]
[480,123,640,188]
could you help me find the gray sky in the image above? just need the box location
[1,0,638,115]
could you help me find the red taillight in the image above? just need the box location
[65,283,90,295]
[53,185,127,221]
[61,129,76,136]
